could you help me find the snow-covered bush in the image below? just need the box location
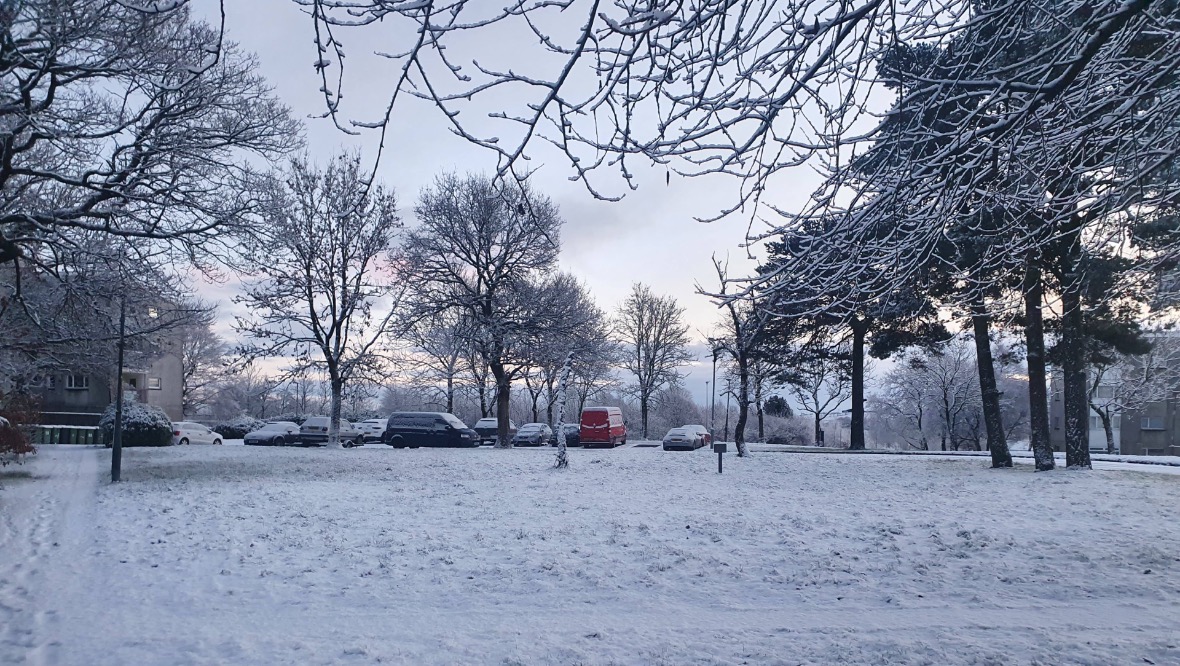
[213,416,266,439]
[99,402,173,447]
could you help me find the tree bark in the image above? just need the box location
[814,413,822,447]
[734,352,750,457]
[640,395,650,439]
[849,317,869,450]
[1093,407,1116,455]
[490,360,512,448]
[970,298,1012,467]
[446,376,454,414]
[1060,266,1092,468]
[328,375,344,449]
[1024,260,1056,471]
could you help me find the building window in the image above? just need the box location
[1095,386,1113,399]
[65,374,89,390]
[1089,415,1099,429]
[46,376,57,390]
[1141,416,1165,431]
[148,377,162,390]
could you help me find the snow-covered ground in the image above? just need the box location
[2,444,1179,665]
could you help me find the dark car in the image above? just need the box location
[243,421,301,446]
[383,412,480,448]
[511,423,553,447]
[472,417,517,445]
[553,423,580,447]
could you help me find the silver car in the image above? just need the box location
[662,427,705,451]
[299,416,364,447]
[511,422,553,447]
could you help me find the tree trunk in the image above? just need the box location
[1060,266,1092,469]
[490,361,512,448]
[1024,260,1056,471]
[814,413,822,447]
[446,376,454,414]
[849,317,869,450]
[327,375,344,449]
[734,353,750,457]
[554,352,574,469]
[757,401,764,441]
[970,299,1012,467]
[640,395,649,439]
[1093,407,1116,455]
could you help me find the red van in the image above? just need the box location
[580,407,627,448]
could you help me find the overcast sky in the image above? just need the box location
[191,0,823,403]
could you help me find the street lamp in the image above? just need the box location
[111,295,126,483]
[710,348,718,436]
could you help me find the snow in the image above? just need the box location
[3,444,1179,664]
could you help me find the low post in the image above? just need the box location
[714,441,727,473]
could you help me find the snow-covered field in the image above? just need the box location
[2,444,1179,665]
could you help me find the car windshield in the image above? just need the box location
[475,418,497,427]
[440,413,466,428]
[519,424,544,433]
[666,428,686,436]
[260,423,290,432]
[303,418,328,426]
[362,420,382,425]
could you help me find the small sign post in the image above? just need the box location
[714,442,727,473]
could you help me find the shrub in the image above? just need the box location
[0,394,39,465]
[99,402,174,447]
[213,415,266,439]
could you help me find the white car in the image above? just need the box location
[172,421,222,446]
[357,418,388,442]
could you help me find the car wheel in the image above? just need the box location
[389,436,404,449]
[179,437,189,446]
[213,439,222,446]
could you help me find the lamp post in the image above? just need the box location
[710,348,718,436]
[111,295,126,483]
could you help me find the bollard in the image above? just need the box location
[714,442,727,473]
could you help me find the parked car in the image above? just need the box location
[662,427,705,451]
[580,406,627,448]
[383,412,480,448]
[472,417,517,445]
[243,421,301,446]
[512,423,553,447]
[682,425,712,446]
[299,416,364,447]
[172,421,222,446]
[553,423,580,447]
[357,418,388,442]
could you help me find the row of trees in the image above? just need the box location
[300,0,1180,469]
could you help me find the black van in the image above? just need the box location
[382,412,480,448]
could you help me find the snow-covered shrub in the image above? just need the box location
[99,402,173,447]
[213,415,266,439]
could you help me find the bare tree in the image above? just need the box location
[2,1,300,268]
[403,308,471,414]
[236,153,405,448]
[404,172,567,447]
[784,342,852,448]
[614,283,694,439]
[1089,334,1180,454]
[178,306,226,417]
